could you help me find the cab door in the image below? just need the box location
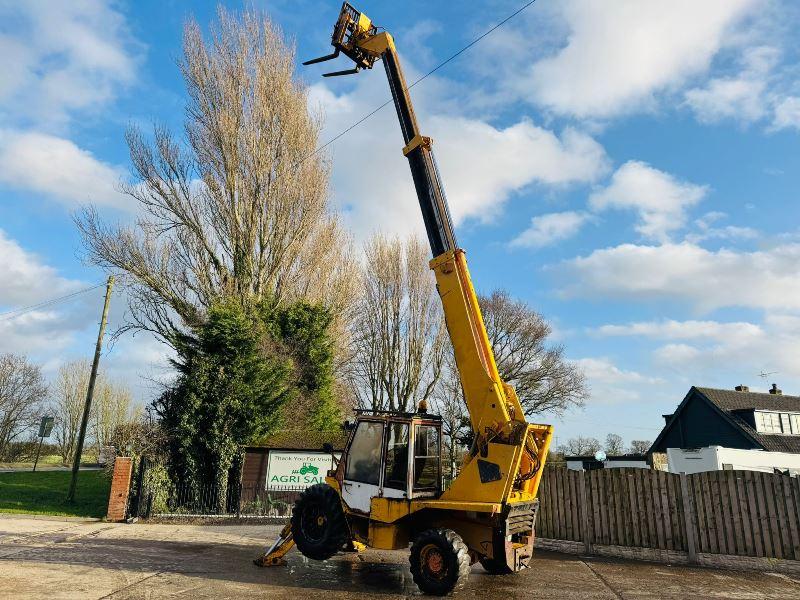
[342,420,411,513]
[342,420,384,513]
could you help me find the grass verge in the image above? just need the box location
[0,470,110,518]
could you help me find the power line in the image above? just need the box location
[302,0,539,163]
[0,283,106,322]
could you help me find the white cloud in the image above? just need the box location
[595,319,763,341]
[589,161,708,242]
[575,357,662,385]
[559,241,800,312]
[772,96,800,130]
[573,357,664,404]
[0,0,139,126]
[642,314,800,382]
[0,130,130,208]
[522,0,758,118]
[0,229,83,307]
[684,46,779,124]
[510,211,589,249]
[686,211,758,243]
[0,230,172,404]
[310,72,608,241]
[0,229,101,358]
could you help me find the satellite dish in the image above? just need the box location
[594,450,607,462]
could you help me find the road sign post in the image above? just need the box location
[33,415,54,472]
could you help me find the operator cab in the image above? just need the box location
[338,407,442,513]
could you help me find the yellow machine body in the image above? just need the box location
[259,2,553,575]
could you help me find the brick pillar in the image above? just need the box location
[106,457,133,522]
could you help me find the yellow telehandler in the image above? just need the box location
[257,4,553,595]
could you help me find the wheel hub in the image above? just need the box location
[420,544,446,579]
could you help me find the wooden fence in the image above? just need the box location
[536,468,800,561]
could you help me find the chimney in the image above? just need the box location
[735,385,749,392]
[770,383,783,395]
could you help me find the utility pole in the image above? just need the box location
[67,275,114,503]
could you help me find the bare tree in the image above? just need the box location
[628,440,652,455]
[92,378,137,452]
[605,433,625,455]
[0,354,46,458]
[432,352,471,477]
[558,436,601,456]
[53,360,91,464]
[76,7,358,344]
[348,235,445,412]
[480,290,587,417]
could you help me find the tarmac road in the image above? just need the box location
[0,516,798,599]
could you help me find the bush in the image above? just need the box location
[153,295,344,511]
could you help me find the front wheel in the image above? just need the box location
[409,528,470,596]
[291,483,349,561]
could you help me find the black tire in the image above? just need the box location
[291,483,349,561]
[479,556,513,575]
[409,528,470,596]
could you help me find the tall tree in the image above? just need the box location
[480,290,587,417]
[432,352,471,477]
[0,354,46,458]
[76,7,358,344]
[605,433,625,455]
[348,235,445,412]
[628,440,652,454]
[52,360,90,464]
[558,436,602,456]
[432,289,586,470]
[91,378,136,452]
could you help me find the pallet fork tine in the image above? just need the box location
[254,522,294,567]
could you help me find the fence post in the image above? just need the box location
[679,472,698,564]
[579,471,592,555]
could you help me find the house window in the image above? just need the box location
[791,414,800,435]
[780,413,792,435]
[756,411,783,434]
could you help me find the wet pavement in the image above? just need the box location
[0,516,798,599]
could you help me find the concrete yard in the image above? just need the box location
[0,516,798,599]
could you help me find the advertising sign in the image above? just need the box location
[266,450,338,490]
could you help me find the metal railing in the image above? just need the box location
[137,482,305,518]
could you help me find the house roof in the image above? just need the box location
[697,387,800,413]
[696,387,800,453]
[651,386,800,455]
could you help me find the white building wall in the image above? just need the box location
[667,446,800,475]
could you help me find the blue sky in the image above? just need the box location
[2,0,800,449]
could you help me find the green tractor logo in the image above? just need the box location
[298,463,319,476]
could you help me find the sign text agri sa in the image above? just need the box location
[266,450,339,489]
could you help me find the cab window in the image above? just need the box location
[383,422,409,491]
[345,421,383,485]
[413,425,440,489]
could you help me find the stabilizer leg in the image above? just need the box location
[254,522,294,567]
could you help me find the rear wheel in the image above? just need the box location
[409,528,470,596]
[291,483,349,560]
